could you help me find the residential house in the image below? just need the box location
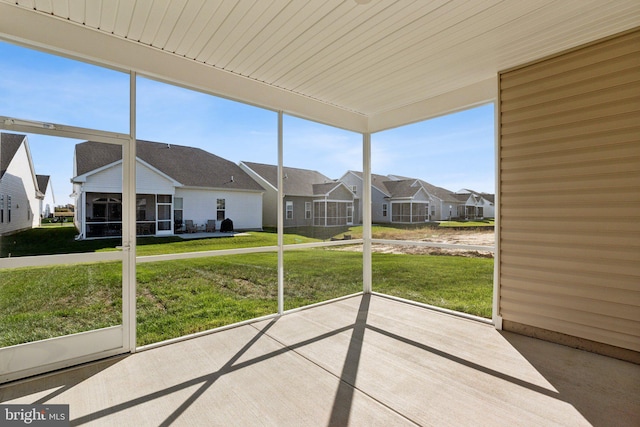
[453,189,495,219]
[339,171,394,224]
[35,174,52,219]
[240,162,357,229]
[340,171,464,223]
[387,175,465,222]
[72,140,264,239]
[0,132,44,235]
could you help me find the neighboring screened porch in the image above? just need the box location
[390,201,429,223]
[313,200,354,226]
[84,192,173,238]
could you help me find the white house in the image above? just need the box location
[0,132,44,235]
[35,174,53,220]
[240,162,357,229]
[72,140,264,239]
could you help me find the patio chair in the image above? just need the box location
[205,220,216,232]
[185,220,197,233]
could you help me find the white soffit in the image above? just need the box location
[0,0,639,133]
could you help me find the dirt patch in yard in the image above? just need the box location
[336,228,495,258]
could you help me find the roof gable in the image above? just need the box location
[0,132,26,179]
[383,180,424,199]
[36,174,50,198]
[344,170,392,196]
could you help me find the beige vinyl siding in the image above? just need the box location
[498,28,640,353]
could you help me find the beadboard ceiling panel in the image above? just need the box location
[2,0,639,132]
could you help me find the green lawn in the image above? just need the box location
[1,227,493,347]
[0,226,319,258]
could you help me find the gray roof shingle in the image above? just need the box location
[1,132,26,180]
[382,180,423,199]
[75,140,263,191]
[241,162,335,196]
[36,174,50,195]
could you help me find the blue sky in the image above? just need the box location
[0,41,495,207]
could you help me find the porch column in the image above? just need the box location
[277,111,284,315]
[324,199,327,227]
[410,201,413,223]
[362,133,372,294]
[123,71,137,351]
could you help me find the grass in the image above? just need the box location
[0,226,318,258]
[1,226,494,347]
[372,253,493,317]
[0,262,123,346]
[136,254,279,345]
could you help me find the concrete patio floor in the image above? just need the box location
[1,294,638,426]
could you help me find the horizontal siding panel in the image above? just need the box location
[502,97,640,135]
[501,127,638,156]
[500,300,640,340]
[500,230,639,248]
[500,268,639,298]
[500,241,639,263]
[499,218,640,234]
[501,80,640,124]
[501,191,638,207]
[501,139,638,168]
[501,158,640,181]
[500,113,638,145]
[501,175,640,193]
[499,308,640,352]
[501,253,638,277]
[500,56,639,104]
[501,287,640,322]
[500,30,640,89]
[501,109,639,139]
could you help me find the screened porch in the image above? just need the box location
[83,193,173,238]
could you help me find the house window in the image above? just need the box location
[305,202,311,219]
[351,185,357,195]
[174,197,183,230]
[0,195,4,223]
[286,201,293,219]
[217,198,226,221]
[7,195,11,222]
[382,203,388,217]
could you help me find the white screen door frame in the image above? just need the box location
[0,118,136,384]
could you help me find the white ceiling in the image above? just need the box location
[1,0,639,133]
